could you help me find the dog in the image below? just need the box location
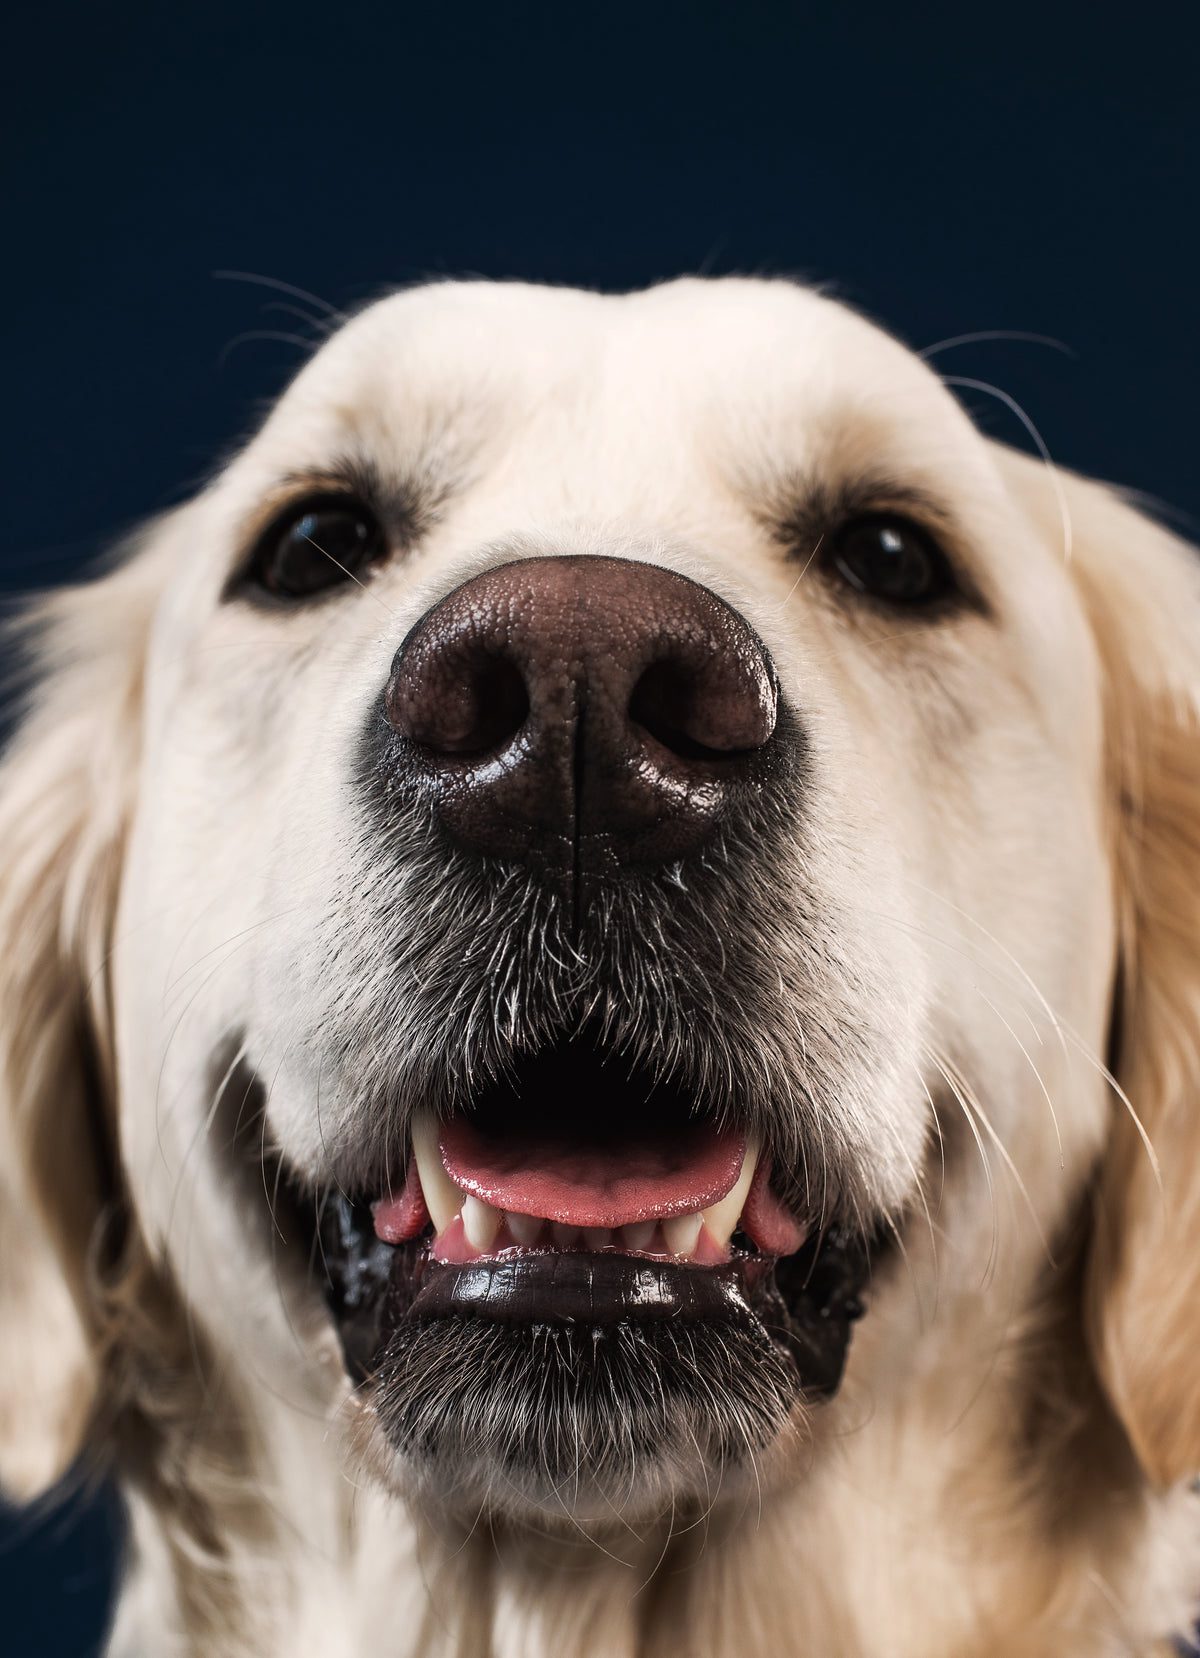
[1,278,1198,1656]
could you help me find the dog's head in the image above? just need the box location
[2,279,1198,1528]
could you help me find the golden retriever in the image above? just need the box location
[1,279,1198,1657]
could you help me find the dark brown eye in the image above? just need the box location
[248,497,386,600]
[827,515,957,607]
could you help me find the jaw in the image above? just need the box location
[292,1033,887,1525]
[328,1224,876,1524]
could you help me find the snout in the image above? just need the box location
[381,555,780,876]
[310,549,886,1518]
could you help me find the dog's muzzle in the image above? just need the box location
[303,556,881,1517]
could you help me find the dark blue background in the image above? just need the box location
[2,3,1196,1651]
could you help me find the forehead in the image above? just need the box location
[240,278,998,508]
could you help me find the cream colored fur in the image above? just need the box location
[1,280,1198,1655]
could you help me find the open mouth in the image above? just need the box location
[375,1042,808,1266]
[312,1034,877,1429]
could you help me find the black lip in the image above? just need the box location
[313,1195,876,1402]
[411,1252,765,1325]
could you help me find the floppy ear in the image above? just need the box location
[0,534,165,1500]
[995,444,1200,1488]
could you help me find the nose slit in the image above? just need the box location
[382,555,780,881]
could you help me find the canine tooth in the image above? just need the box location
[662,1213,703,1256]
[621,1221,655,1250]
[507,1212,543,1245]
[410,1112,464,1234]
[462,1194,502,1253]
[552,1223,580,1247]
[699,1140,760,1250]
[582,1227,612,1249]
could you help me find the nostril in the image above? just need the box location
[630,662,728,761]
[389,649,530,759]
[630,657,776,761]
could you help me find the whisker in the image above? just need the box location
[939,1048,1051,1265]
[922,1044,999,1287]
[884,879,1163,1195]
[259,299,343,336]
[919,329,1074,360]
[883,1206,929,1330]
[163,1037,250,1255]
[892,877,1074,1072]
[975,986,1064,1168]
[774,532,825,610]
[217,329,322,369]
[212,268,344,319]
[940,372,1074,564]
[301,531,397,619]
[1062,1026,1162,1197]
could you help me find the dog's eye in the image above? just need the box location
[826,515,957,607]
[247,498,386,600]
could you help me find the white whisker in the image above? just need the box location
[940,372,1074,564]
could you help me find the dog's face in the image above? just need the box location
[3,279,1199,1537]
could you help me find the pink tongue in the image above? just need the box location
[438,1119,746,1227]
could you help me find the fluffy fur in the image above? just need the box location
[1,278,1199,1655]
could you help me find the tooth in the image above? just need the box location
[699,1140,760,1250]
[552,1223,580,1247]
[582,1227,611,1249]
[622,1221,655,1251]
[507,1212,543,1245]
[410,1112,465,1235]
[462,1195,502,1253]
[662,1213,703,1256]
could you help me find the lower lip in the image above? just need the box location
[408,1250,771,1326]
[316,1196,877,1404]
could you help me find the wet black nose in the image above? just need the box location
[383,556,778,875]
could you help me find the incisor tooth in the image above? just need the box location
[699,1139,760,1250]
[582,1227,611,1249]
[410,1112,464,1234]
[662,1213,703,1256]
[462,1194,502,1253]
[552,1223,580,1247]
[507,1212,543,1245]
[622,1221,655,1250]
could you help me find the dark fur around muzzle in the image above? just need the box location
[295,693,881,1225]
